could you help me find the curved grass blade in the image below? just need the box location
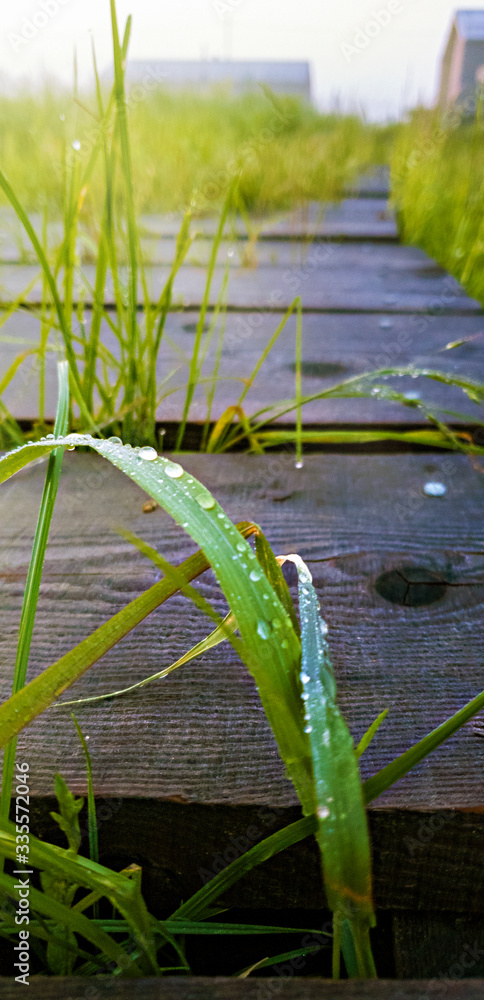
[0,518,258,748]
[355,709,389,760]
[56,612,238,708]
[0,822,158,973]
[175,681,484,928]
[0,870,143,976]
[236,944,322,978]
[363,686,484,804]
[280,553,375,978]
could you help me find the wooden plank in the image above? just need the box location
[393,912,484,979]
[0,245,480,311]
[2,310,483,425]
[0,200,397,263]
[344,167,391,199]
[1,454,483,916]
[137,199,398,243]
[0,979,483,999]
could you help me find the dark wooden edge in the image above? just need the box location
[0,979,483,998]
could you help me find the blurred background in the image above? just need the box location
[2,0,484,120]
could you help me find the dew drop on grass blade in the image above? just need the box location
[279,553,376,979]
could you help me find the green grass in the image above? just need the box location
[2,9,481,458]
[0,12,395,453]
[391,103,484,306]
[1,1,484,982]
[2,411,484,977]
[0,86,392,218]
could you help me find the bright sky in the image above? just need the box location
[1,1,483,119]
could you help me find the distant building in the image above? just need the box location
[439,10,484,111]
[123,59,311,102]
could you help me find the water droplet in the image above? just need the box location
[304,724,313,734]
[108,436,122,445]
[250,569,262,582]
[317,806,330,819]
[271,617,282,629]
[301,692,309,701]
[138,446,158,461]
[227,247,234,258]
[404,391,421,401]
[295,460,304,469]
[236,541,246,553]
[195,491,215,510]
[423,481,446,497]
[281,639,289,648]
[72,139,81,151]
[257,620,270,640]
[320,621,328,636]
[379,317,393,329]
[164,461,184,478]
[300,671,310,685]
[59,113,65,122]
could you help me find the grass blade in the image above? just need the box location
[0,870,142,976]
[0,171,94,429]
[0,517,258,748]
[355,710,389,760]
[71,714,99,867]
[280,553,375,978]
[57,612,238,708]
[0,361,69,833]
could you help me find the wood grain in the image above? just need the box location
[0,244,479,311]
[2,310,483,425]
[1,453,483,918]
[1,453,483,811]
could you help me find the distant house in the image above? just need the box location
[124,60,311,102]
[439,10,484,110]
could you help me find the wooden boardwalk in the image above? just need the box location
[1,184,483,427]
[1,177,484,984]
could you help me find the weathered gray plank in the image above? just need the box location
[0,200,397,263]
[344,166,391,199]
[0,244,479,311]
[137,199,398,243]
[1,310,483,425]
[1,453,484,919]
[1,452,483,815]
[0,979,482,999]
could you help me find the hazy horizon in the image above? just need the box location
[1,2,484,120]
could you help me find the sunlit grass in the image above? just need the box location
[391,104,484,306]
[0,85,394,218]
